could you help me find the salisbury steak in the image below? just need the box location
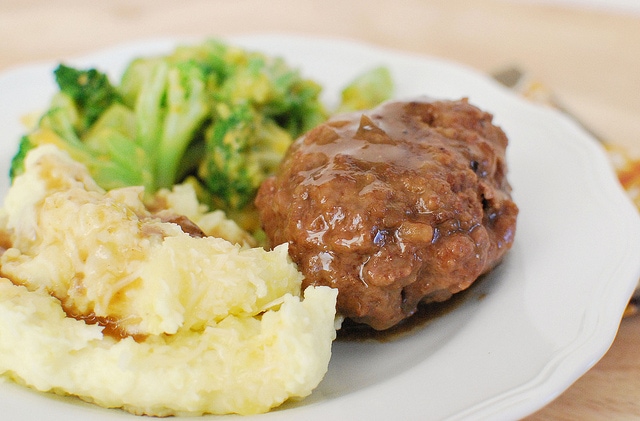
[255,97,518,330]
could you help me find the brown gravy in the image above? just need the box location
[337,275,487,342]
[0,229,11,254]
[70,311,147,342]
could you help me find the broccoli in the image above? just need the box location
[119,58,210,190]
[9,39,393,233]
[11,57,210,194]
[20,93,152,190]
[199,103,292,210]
[9,66,152,190]
[54,64,123,131]
[197,44,327,211]
[8,135,37,181]
[119,39,328,212]
[336,66,394,113]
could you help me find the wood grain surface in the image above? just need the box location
[1,0,639,419]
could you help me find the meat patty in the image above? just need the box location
[255,97,518,330]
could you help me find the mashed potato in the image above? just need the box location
[0,145,338,416]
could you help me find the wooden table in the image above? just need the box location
[1,0,639,418]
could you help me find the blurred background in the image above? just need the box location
[1,0,639,153]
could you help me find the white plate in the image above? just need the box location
[1,35,640,421]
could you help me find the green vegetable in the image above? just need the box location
[197,46,327,211]
[199,103,289,210]
[9,70,153,190]
[119,58,211,190]
[54,64,122,131]
[336,66,394,113]
[10,39,393,231]
[8,135,36,181]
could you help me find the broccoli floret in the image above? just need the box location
[197,47,327,211]
[11,57,211,193]
[155,62,210,189]
[213,52,327,134]
[33,96,153,190]
[54,64,122,132]
[199,103,292,210]
[9,68,154,191]
[9,135,37,180]
[336,66,394,113]
[120,57,211,190]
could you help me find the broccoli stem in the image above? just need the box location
[133,60,169,191]
[155,66,209,189]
